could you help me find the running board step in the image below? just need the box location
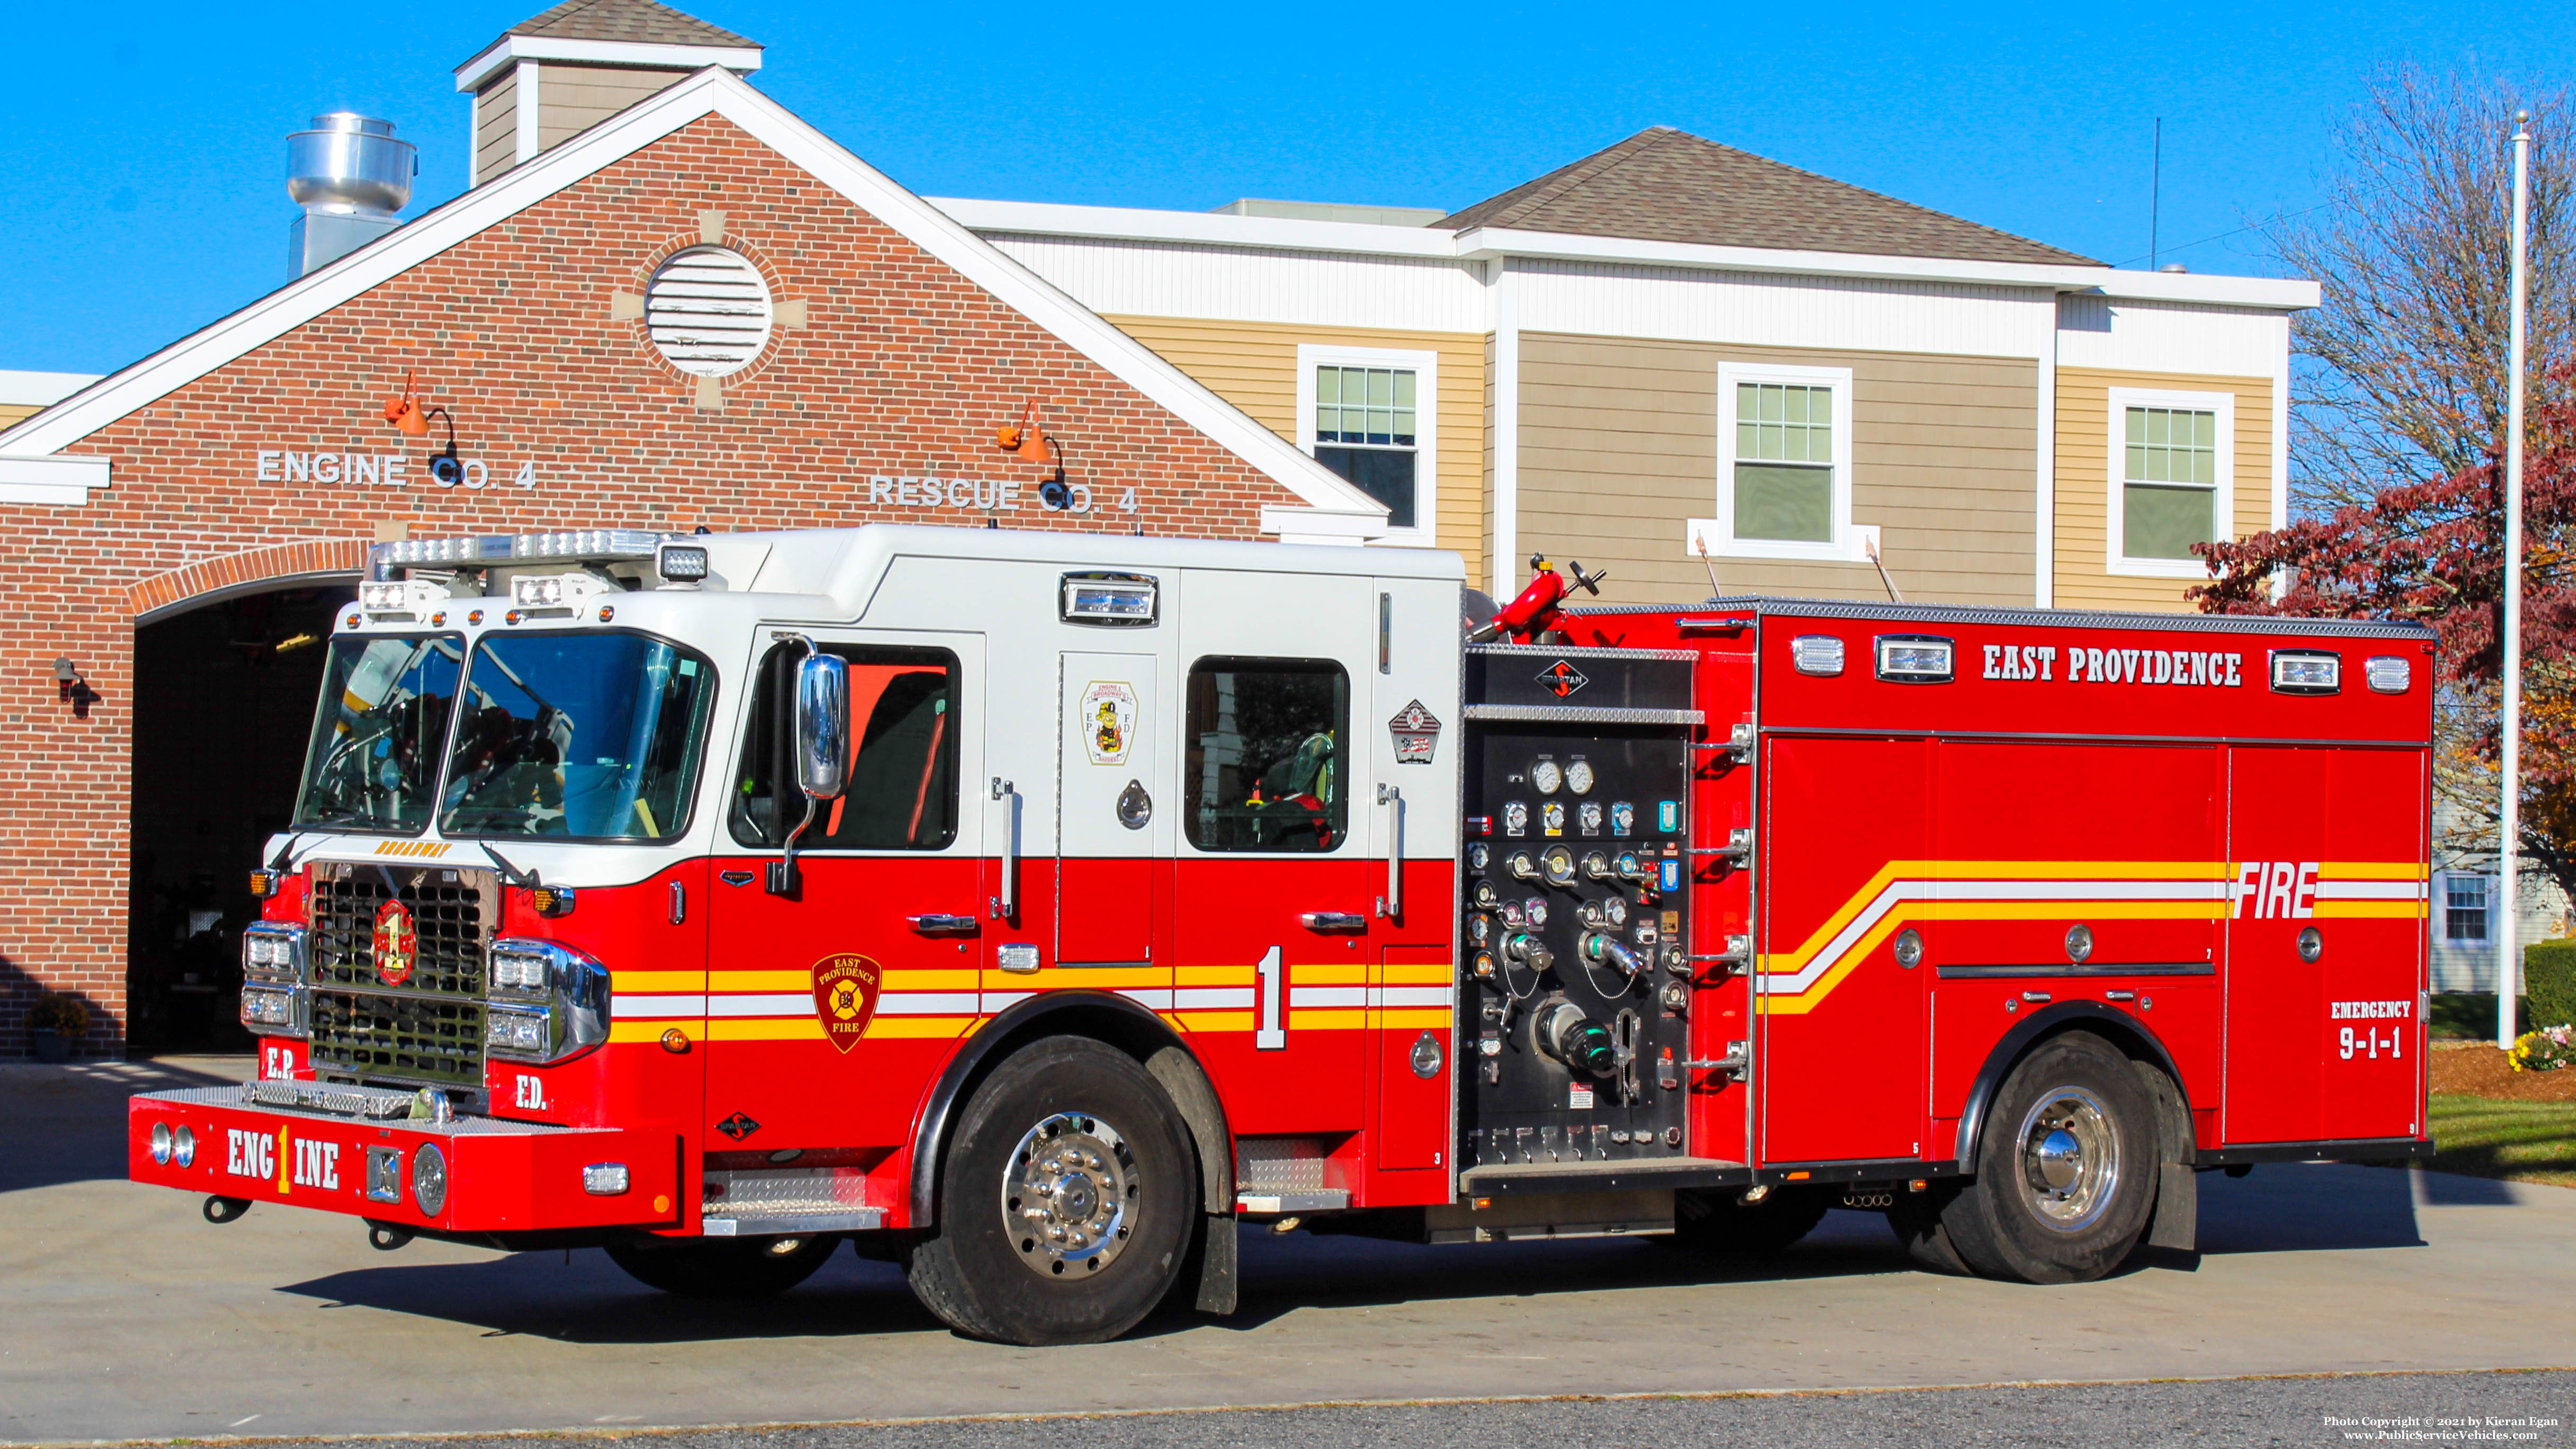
[1458,1156,1750,1196]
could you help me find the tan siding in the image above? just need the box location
[2053,368,2273,613]
[537,64,687,151]
[1101,315,1488,589]
[0,402,43,430]
[474,72,518,185]
[1517,333,2038,609]
[1482,330,1497,599]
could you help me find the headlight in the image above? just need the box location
[150,1122,173,1165]
[412,1142,448,1216]
[489,949,551,994]
[242,924,307,982]
[486,1006,551,1058]
[174,1125,196,1169]
[582,1163,631,1196]
[240,987,299,1030]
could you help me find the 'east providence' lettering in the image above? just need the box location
[1982,643,2243,687]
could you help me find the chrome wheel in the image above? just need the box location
[2013,1085,2119,1231]
[1001,1111,1139,1277]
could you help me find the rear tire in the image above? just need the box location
[1668,1186,1829,1254]
[605,1233,837,1299]
[1936,1031,2156,1284]
[902,1036,1197,1345]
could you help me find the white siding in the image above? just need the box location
[983,235,1486,334]
[1513,258,2056,360]
[2055,296,2287,378]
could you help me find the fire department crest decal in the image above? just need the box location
[372,898,416,987]
[1387,699,1443,764]
[1080,681,1138,766]
[811,953,884,1054]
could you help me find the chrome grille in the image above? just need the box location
[309,863,495,997]
[309,990,485,1087]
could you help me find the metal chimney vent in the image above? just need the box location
[645,247,775,377]
[288,113,416,278]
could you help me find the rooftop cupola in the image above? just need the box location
[453,0,762,187]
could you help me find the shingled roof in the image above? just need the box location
[1437,127,2097,267]
[500,0,756,49]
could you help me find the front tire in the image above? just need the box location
[604,1233,837,1299]
[1936,1031,2157,1284]
[903,1036,1197,1345]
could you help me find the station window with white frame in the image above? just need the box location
[2441,872,2494,946]
[1297,345,1437,542]
[2106,387,2234,578]
[1707,362,1856,561]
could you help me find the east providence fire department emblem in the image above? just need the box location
[811,953,883,1053]
[1387,699,1443,764]
[372,898,416,987]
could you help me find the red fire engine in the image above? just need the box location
[129,524,2435,1345]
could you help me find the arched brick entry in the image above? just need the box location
[127,539,371,622]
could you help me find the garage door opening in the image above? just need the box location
[128,585,353,1053]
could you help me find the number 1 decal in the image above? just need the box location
[1255,944,1285,1050]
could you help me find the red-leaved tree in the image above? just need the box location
[2195,363,2576,896]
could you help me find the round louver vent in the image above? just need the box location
[644,245,773,377]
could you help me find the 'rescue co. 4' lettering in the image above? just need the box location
[1981,641,2244,687]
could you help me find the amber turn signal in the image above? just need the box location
[247,869,281,900]
[659,1028,691,1054]
[530,885,576,918]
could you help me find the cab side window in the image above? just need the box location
[1185,657,1348,853]
[730,644,959,849]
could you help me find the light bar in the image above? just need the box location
[1874,635,1955,684]
[2269,650,2342,696]
[1791,635,1846,677]
[513,529,661,561]
[1062,571,1158,627]
[2365,656,2412,694]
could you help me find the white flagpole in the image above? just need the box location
[2500,111,2531,1050]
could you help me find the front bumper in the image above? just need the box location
[129,1086,680,1235]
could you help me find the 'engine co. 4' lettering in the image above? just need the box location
[2233,861,2320,919]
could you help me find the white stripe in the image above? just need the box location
[877,991,980,1015]
[2313,880,2427,900]
[706,992,813,1017]
[980,990,1036,1013]
[1291,985,1366,1008]
[1931,879,2226,902]
[1372,985,1454,1008]
[1117,988,1175,1010]
[1173,987,1254,1010]
[614,994,707,1017]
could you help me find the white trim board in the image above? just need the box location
[0,371,103,406]
[0,67,1388,532]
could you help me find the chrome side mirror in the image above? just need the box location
[769,643,846,898]
[794,651,849,801]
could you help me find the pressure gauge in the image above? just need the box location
[1472,951,1496,979]
[1501,901,1526,928]
[1472,879,1501,909]
[1503,801,1530,837]
[1530,759,1563,795]
[1602,895,1629,929]
[1578,801,1604,836]
[1523,897,1549,927]
[1541,846,1577,888]
[1469,914,1492,946]
[1542,801,1567,834]
[1582,850,1612,880]
[1467,843,1491,872]
[1507,851,1538,881]
[1609,801,1636,836]
[1578,899,1605,929]
[1565,759,1596,795]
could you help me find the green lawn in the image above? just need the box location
[2425,1094,2576,1188]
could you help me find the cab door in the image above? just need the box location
[703,630,985,1151]
[1056,652,1165,984]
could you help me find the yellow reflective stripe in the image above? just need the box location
[708,969,811,991]
[2319,861,2431,880]
[1380,961,1455,985]
[1176,965,1254,986]
[882,968,979,990]
[979,965,1165,989]
[610,1018,705,1043]
[1167,1010,1254,1033]
[615,970,705,992]
[1293,962,1368,985]
[1374,1008,1454,1030]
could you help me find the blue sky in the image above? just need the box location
[4,1,2570,377]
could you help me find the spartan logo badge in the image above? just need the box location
[373,898,417,987]
[1535,660,1589,699]
[810,953,884,1054]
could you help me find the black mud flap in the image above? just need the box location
[1191,1211,1238,1314]
[2146,1161,2197,1251]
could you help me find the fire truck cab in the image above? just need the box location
[129,523,2436,1346]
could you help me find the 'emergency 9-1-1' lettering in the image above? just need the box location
[1983,643,2244,687]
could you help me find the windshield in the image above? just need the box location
[292,634,467,833]
[439,632,715,840]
